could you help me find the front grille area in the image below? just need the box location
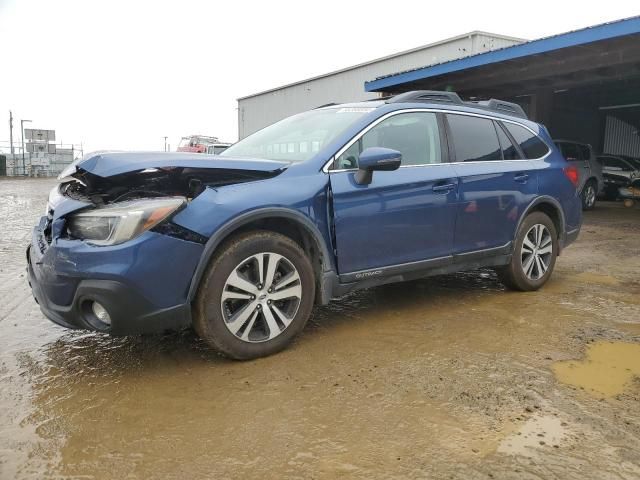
[60,181,92,202]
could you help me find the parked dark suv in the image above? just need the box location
[27,91,582,359]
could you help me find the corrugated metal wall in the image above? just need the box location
[603,115,640,157]
[238,33,522,138]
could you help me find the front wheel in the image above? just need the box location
[497,212,558,291]
[194,231,315,360]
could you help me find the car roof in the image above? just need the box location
[319,90,533,124]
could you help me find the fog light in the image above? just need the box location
[91,301,111,325]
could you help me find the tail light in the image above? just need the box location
[563,165,579,188]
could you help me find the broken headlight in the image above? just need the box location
[67,197,185,246]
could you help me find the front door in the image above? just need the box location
[328,111,458,276]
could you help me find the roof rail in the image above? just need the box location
[315,102,338,109]
[387,90,463,105]
[467,99,528,119]
[387,90,529,119]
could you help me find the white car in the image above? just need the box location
[597,154,640,180]
[554,140,604,210]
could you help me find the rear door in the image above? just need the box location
[446,114,542,254]
[328,111,458,276]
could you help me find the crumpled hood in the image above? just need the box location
[54,151,291,210]
[63,151,290,178]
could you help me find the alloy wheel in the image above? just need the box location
[520,224,553,281]
[584,184,596,208]
[220,252,302,343]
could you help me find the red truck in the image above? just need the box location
[177,135,232,154]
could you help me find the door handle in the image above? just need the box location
[514,173,529,183]
[432,182,456,193]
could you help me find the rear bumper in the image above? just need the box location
[27,220,203,335]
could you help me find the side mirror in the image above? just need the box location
[354,147,402,185]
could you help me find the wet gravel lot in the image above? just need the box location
[1,177,639,479]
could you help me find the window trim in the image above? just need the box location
[501,120,551,161]
[323,108,551,173]
[496,121,525,160]
[327,110,446,171]
[442,113,503,163]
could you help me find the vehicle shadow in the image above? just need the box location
[307,268,506,331]
[38,268,506,376]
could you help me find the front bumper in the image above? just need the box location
[27,218,204,335]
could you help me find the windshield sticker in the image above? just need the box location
[336,107,376,113]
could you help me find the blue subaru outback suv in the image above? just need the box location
[27,91,582,359]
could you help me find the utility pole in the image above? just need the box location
[9,111,14,156]
[163,136,168,152]
[21,119,32,176]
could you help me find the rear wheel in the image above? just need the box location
[194,231,315,360]
[497,212,558,291]
[581,180,597,210]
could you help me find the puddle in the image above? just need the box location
[498,415,568,457]
[553,341,640,397]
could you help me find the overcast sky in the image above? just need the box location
[1,0,638,153]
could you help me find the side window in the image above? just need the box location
[495,122,521,160]
[505,123,550,159]
[334,112,441,169]
[446,114,501,162]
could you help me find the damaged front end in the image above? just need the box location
[52,152,290,244]
[61,163,284,205]
[27,151,290,335]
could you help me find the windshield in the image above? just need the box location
[221,107,374,162]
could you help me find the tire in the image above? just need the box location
[581,180,597,210]
[497,212,558,291]
[193,231,315,360]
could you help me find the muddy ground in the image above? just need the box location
[1,177,639,480]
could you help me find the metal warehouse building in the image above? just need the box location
[238,17,640,157]
[237,32,524,138]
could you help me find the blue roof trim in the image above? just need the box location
[365,16,640,92]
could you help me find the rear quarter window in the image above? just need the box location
[504,123,549,159]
